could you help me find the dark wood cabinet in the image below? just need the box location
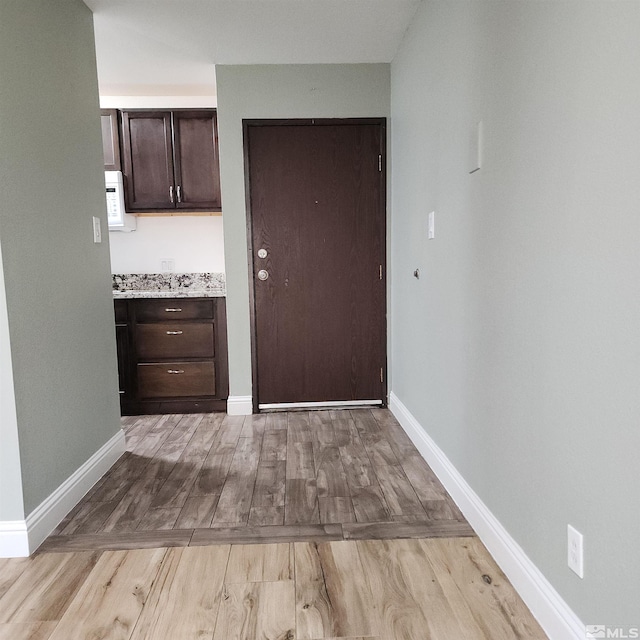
[121,111,173,210]
[134,298,214,322]
[136,323,214,360]
[173,111,221,210]
[137,362,216,399]
[101,109,121,171]
[114,297,228,415]
[121,110,221,213]
[114,300,132,400]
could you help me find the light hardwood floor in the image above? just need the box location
[0,537,548,639]
[42,409,474,552]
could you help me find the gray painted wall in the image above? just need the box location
[0,0,122,515]
[391,0,640,624]
[216,64,391,398]
[0,240,24,522]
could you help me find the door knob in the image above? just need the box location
[257,269,269,281]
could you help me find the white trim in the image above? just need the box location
[0,520,29,558]
[259,400,382,410]
[227,395,253,415]
[99,96,217,109]
[24,429,126,555]
[388,391,585,640]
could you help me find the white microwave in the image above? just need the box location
[105,171,136,232]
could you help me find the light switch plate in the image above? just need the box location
[92,216,102,243]
[428,211,435,239]
[469,120,483,174]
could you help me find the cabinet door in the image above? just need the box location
[122,111,174,211]
[172,110,221,210]
[101,109,121,171]
[115,324,132,404]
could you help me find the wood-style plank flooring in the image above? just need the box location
[0,538,548,639]
[42,409,474,552]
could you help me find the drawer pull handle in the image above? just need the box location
[165,308,182,312]
[167,369,185,374]
[166,330,183,335]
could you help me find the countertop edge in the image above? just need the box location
[113,290,226,299]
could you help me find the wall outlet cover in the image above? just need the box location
[567,524,584,578]
[160,258,175,272]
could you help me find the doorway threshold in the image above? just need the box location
[259,399,383,411]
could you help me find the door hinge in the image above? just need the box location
[379,264,383,280]
[380,367,384,383]
[378,154,382,172]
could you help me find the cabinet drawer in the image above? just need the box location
[137,362,215,398]
[137,323,214,359]
[135,298,214,321]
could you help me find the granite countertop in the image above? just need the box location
[112,273,226,299]
[113,289,225,299]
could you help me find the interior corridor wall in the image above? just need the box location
[390,0,640,625]
[0,0,121,516]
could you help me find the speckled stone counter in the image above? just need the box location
[112,273,226,299]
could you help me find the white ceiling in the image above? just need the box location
[85,0,421,96]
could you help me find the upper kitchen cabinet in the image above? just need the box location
[173,111,221,210]
[121,109,221,213]
[101,109,121,171]
[121,110,174,210]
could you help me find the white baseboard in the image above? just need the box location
[3,429,126,557]
[389,391,585,640]
[227,395,253,416]
[0,521,29,558]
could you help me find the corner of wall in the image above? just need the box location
[227,395,253,416]
[0,237,26,536]
[0,522,29,558]
[24,428,126,554]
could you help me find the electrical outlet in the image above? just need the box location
[160,258,175,273]
[567,525,584,578]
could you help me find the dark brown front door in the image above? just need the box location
[245,120,386,408]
